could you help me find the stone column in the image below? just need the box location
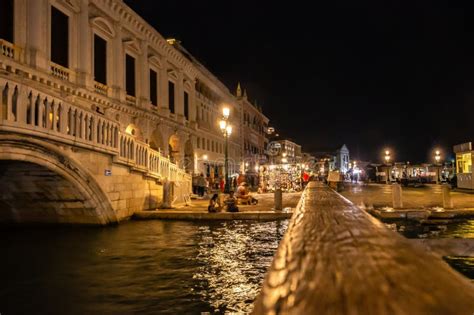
[14,0,28,61]
[111,23,124,101]
[26,0,48,70]
[158,63,170,116]
[138,40,149,108]
[175,71,184,118]
[189,80,197,122]
[77,0,92,89]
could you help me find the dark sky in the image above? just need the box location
[125,0,474,163]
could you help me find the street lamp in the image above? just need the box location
[435,150,441,164]
[384,150,391,164]
[220,107,232,193]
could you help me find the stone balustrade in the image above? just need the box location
[94,81,108,95]
[0,77,190,184]
[253,182,474,315]
[0,39,20,61]
[50,62,71,81]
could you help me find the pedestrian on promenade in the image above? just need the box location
[219,177,225,192]
[197,173,207,197]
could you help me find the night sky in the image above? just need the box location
[125,0,474,163]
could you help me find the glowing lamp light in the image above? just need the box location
[282,158,288,164]
[245,162,249,167]
[255,165,259,172]
[226,125,232,136]
[385,150,390,155]
[222,107,230,119]
[219,120,227,131]
[203,154,208,160]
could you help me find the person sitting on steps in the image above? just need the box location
[208,194,221,213]
[237,182,258,205]
[225,191,239,212]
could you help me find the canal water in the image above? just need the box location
[0,220,288,314]
[384,219,474,281]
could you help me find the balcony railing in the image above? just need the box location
[126,95,136,106]
[0,39,20,60]
[50,62,70,81]
[94,81,108,95]
[0,77,191,185]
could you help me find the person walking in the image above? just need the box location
[197,173,206,197]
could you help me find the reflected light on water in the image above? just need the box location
[193,221,288,313]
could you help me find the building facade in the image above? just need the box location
[0,0,248,179]
[236,84,269,183]
[269,139,302,165]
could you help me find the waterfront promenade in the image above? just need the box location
[134,192,301,221]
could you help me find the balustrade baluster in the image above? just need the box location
[45,98,51,129]
[34,94,40,126]
[58,103,65,133]
[96,119,102,144]
[11,86,18,122]
[5,84,14,121]
[27,92,33,125]
[16,88,28,124]
[74,109,80,137]
[90,117,95,141]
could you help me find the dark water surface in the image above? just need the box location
[384,219,474,281]
[0,220,288,314]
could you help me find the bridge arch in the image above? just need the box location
[0,134,118,225]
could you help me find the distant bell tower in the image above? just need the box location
[236,82,242,97]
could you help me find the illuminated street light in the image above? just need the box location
[222,107,230,119]
[384,150,391,164]
[220,107,232,193]
[434,150,441,164]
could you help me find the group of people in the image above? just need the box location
[207,182,258,213]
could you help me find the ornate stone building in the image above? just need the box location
[0,0,248,223]
[236,83,269,183]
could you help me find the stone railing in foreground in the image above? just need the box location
[0,77,190,185]
[253,182,474,315]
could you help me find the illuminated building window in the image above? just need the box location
[457,153,472,173]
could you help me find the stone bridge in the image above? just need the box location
[0,77,191,225]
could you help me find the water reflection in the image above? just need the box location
[194,221,288,313]
[384,219,474,239]
[0,220,287,314]
[383,219,474,281]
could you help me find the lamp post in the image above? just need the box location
[220,107,232,193]
[434,150,441,184]
[384,150,391,184]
